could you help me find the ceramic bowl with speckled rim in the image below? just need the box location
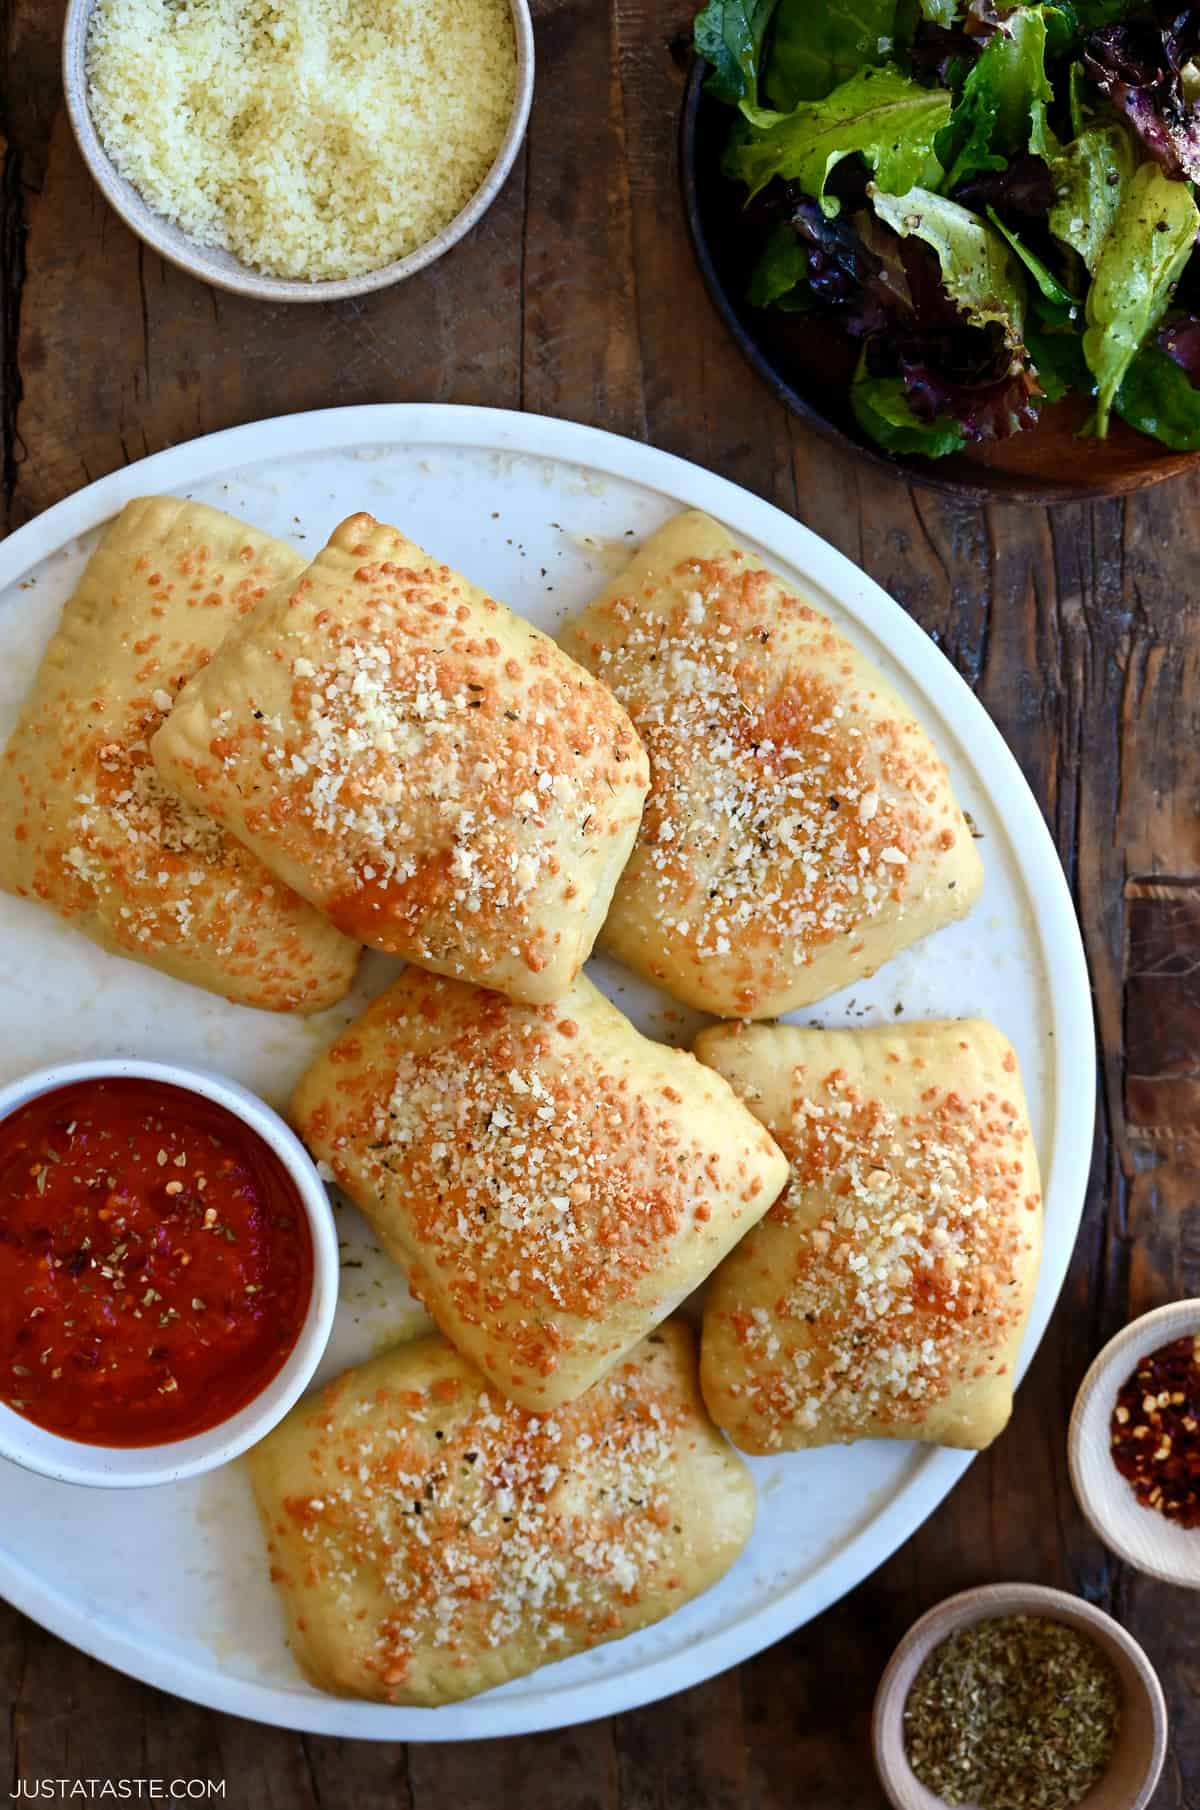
[61,0,534,303]
[872,1583,1167,1810]
[1070,1298,1200,1589]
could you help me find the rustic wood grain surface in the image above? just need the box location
[1,0,1197,1804]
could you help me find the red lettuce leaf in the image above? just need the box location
[1160,308,1200,379]
[879,323,1049,439]
[751,179,1042,443]
[906,1,1006,87]
[951,150,1056,216]
[1083,14,1200,180]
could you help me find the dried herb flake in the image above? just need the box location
[903,1614,1119,1810]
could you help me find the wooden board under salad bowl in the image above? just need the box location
[680,59,1200,507]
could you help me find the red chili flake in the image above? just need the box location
[1110,1333,1200,1526]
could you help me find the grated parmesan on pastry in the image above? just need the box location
[695,1018,1042,1454]
[246,1321,755,1705]
[564,510,983,1019]
[290,965,790,1409]
[0,497,359,1013]
[151,512,649,1006]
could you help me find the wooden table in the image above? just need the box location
[2,1,1197,1803]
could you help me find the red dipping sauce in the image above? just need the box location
[0,1078,313,1447]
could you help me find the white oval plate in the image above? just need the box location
[0,405,1093,1738]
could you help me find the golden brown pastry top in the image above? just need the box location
[292,967,788,1408]
[0,495,358,1013]
[565,510,981,1017]
[697,1019,1041,1451]
[246,1322,755,1705]
[152,513,649,1001]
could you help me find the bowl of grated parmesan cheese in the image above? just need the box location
[63,0,534,302]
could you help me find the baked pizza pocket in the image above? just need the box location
[564,510,982,1018]
[695,1018,1041,1453]
[291,965,789,1409]
[0,496,358,1013]
[152,512,649,1005]
[246,1320,755,1705]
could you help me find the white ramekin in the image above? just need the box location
[1069,1298,1200,1590]
[0,1058,338,1488]
[873,1583,1167,1810]
[61,0,535,304]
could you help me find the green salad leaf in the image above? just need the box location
[1048,124,1137,274]
[986,206,1077,313]
[1083,161,1200,434]
[852,370,968,454]
[937,6,1055,190]
[1041,4,1078,53]
[728,64,950,209]
[1114,340,1200,449]
[1025,306,1091,399]
[693,0,907,112]
[918,0,960,24]
[693,0,776,106]
[1067,60,1088,138]
[746,223,813,307]
[766,0,899,109]
[870,184,1028,341]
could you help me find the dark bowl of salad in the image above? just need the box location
[681,0,1200,502]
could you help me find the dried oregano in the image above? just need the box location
[903,1614,1120,1810]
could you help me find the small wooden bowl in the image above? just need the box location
[872,1583,1167,1810]
[1070,1299,1200,1589]
[680,60,1200,504]
[62,0,535,304]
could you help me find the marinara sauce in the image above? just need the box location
[0,1077,313,1446]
